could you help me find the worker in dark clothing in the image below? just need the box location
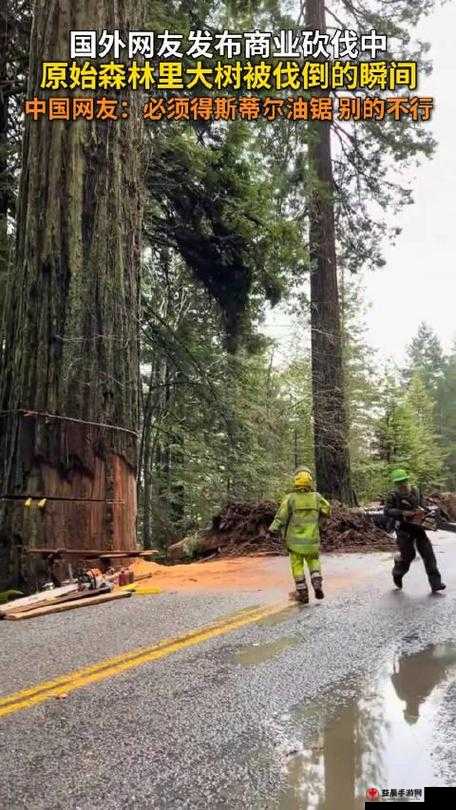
[384,469,446,593]
[391,645,456,724]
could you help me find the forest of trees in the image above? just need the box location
[0,0,454,575]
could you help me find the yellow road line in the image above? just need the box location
[0,601,291,719]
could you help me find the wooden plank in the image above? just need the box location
[26,548,158,559]
[2,587,112,616]
[26,548,139,555]
[5,590,131,620]
[89,551,139,558]
[26,548,116,558]
[0,584,79,616]
[98,551,159,559]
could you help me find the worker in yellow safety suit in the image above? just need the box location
[269,468,331,604]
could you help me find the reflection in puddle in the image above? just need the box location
[391,643,456,725]
[277,644,456,808]
[235,635,301,666]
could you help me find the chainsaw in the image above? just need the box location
[365,506,456,534]
[414,505,456,533]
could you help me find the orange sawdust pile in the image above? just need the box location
[131,555,287,593]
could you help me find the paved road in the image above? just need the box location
[1,534,456,809]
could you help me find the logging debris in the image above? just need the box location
[167,499,395,562]
[427,492,456,521]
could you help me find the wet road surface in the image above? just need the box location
[1,533,456,808]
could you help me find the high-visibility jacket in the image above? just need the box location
[269,488,331,554]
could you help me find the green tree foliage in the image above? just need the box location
[327,0,437,276]
[5,0,450,558]
[403,322,446,400]
[340,274,382,501]
[405,374,446,487]
[277,353,314,475]
[145,126,305,346]
[139,252,299,548]
[374,373,445,492]
[402,322,456,487]
[255,0,438,501]
[141,0,308,347]
[0,2,32,323]
[438,342,456,489]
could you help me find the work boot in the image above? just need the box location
[393,573,403,590]
[289,588,309,604]
[311,574,324,600]
[295,578,309,605]
[296,588,309,604]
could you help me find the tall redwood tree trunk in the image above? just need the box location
[306,0,353,504]
[0,1,12,307]
[0,0,144,588]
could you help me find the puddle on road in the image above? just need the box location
[275,643,456,808]
[234,634,301,666]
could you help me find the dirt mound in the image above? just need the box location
[321,504,394,552]
[168,499,394,561]
[210,500,282,556]
[168,501,282,561]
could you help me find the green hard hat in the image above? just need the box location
[391,468,410,483]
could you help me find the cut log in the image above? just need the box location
[4,590,132,620]
[168,533,225,562]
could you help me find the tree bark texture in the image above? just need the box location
[0,1,12,296]
[306,0,353,504]
[0,0,144,588]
